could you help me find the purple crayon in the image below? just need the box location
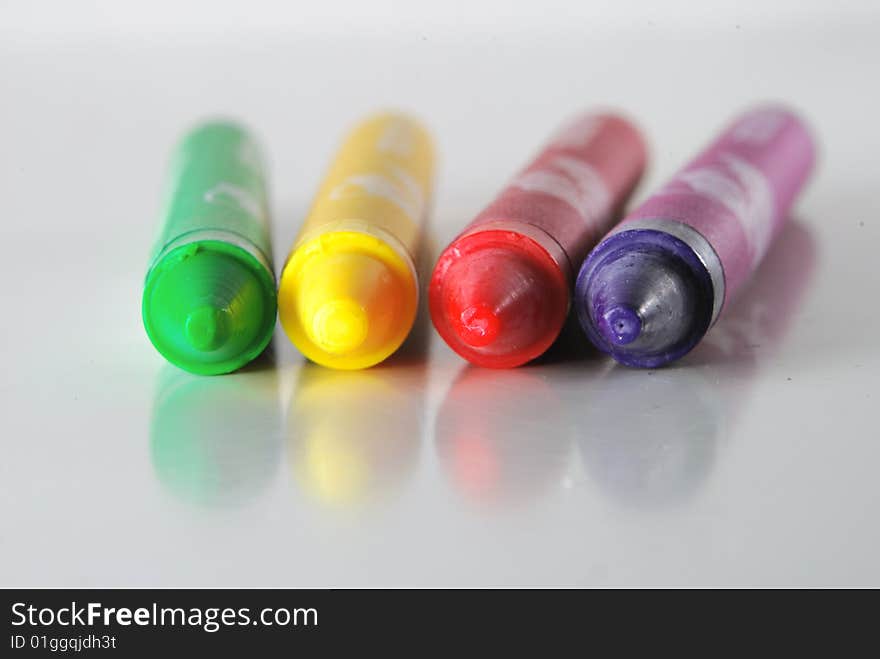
[575,105,816,367]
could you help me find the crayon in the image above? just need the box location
[142,121,276,375]
[575,105,815,368]
[429,112,647,368]
[278,113,434,370]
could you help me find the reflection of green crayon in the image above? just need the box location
[151,366,281,507]
[143,122,276,375]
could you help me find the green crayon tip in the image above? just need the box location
[143,241,276,375]
[185,306,230,352]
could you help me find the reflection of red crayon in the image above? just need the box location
[435,368,571,506]
[430,112,647,368]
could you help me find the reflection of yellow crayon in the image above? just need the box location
[279,113,434,369]
[287,365,422,506]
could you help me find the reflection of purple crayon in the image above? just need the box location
[579,221,818,508]
[575,105,816,367]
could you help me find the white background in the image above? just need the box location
[1,1,878,586]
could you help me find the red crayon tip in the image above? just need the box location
[429,229,569,368]
[458,304,501,347]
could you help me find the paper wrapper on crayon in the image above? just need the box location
[620,106,816,305]
[463,112,648,274]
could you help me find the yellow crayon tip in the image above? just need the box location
[279,230,418,370]
[309,299,369,354]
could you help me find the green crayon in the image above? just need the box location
[143,122,276,375]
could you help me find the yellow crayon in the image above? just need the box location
[279,112,434,369]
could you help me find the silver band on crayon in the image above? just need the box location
[149,228,274,279]
[459,219,573,282]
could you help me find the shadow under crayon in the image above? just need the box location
[687,218,819,366]
[532,309,604,365]
[385,233,436,368]
[387,193,439,367]
[149,346,282,508]
[577,219,819,508]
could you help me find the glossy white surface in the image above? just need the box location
[2,3,878,586]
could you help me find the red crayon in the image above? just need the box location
[430,112,647,367]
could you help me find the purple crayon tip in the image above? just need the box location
[575,228,716,368]
[599,306,642,346]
